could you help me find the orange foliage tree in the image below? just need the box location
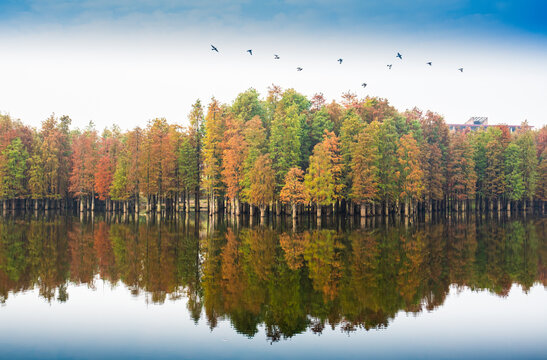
[249,154,275,217]
[280,167,307,218]
[304,131,344,216]
[396,133,424,216]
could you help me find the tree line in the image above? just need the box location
[0,86,546,217]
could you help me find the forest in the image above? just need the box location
[0,86,546,218]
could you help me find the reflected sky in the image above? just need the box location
[0,214,546,359]
[1,283,546,359]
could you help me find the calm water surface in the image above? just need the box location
[0,214,546,359]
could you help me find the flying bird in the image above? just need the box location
[211,45,218,52]
[337,58,343,64]
[297,67,303,71]
[458,68,464,72]
[361,83,367,88]
[274,54,280,59]
[387,64,392,69]
[247,49,253,55]
[427,62,432,66]
[396,52,402,59]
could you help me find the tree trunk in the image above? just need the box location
[316,203,322,218]
[259,204,266,218]
[292,203,297,219]
[360,204,366,218]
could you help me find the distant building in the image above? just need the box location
[448,117,531,133]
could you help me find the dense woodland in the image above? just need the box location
[0,86,546,217]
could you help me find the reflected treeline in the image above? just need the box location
[0,215,546,341]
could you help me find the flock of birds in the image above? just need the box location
[210,45,464,89]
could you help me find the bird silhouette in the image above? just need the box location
[274,54,280,59]
[337,58,343,64]
[247,49,253,55]
[211,45,219,52]
[362,83,367,88]
[396,52,402,59]
[387,64,392,69]
[458,68,464,72]
[427,62,432,66]
[297,67,303,71]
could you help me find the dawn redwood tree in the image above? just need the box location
[418,110,449,212]
[376,117,400,215]
[40,115,62,204]
[396,133,424,216]
[241,115,268,210]
[57,115,73,202]
[447,131,476,211]
[350,121,380,216]
[203,99,225,214]
[163,124,180,209]
[515,127,538,210]
[69,124,98,211]
[304,131,343,217]
[0,138,29,205]
[28,136,46,204]
[221,114,247,215]
[470,128,491,210]
[326,100,344,135]
[280,167,307,218]
[264,84,282,135]
[360,96,398,124]
[504,142,525,210]
[140,118,178,211]
[249,154,275,218]
[231,88,265,123]
[178,130,198,211]
[535,149,547,210]
[187,99,204,211]
[484,128,506,211]
[110,151,129,205]
[269,89,309,203]
[340,109,365,212]
[111,127,143,211]
[94,127,121,209]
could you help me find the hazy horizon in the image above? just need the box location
[1,0,546,130]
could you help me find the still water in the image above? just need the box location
[0,213,546,359]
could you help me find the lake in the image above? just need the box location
[1,213,546,359]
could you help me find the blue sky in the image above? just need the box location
[0,1,546,129]
[0,0,546,35]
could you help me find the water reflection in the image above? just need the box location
[0,214,546,341]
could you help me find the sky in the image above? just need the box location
[0,0,546,130]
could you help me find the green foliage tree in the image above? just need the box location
[304,131,343,216]
[504,143,525,204]
[350,121,380,212]
[0,138,29,199]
